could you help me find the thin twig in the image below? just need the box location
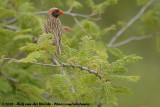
[47,49,62,64]
[5,25,20,31]
[13,51,24,59]
[67,6,73,13]
[87,16,101,21]
[7,18,17,25]
[5,10,98,37]
[64,11,100,21]
[34,11,47,14]
[40,0,45,10]
[73,16,90,36]
[112,34,155,48]
[0,70,19,83]
[34,9,99,36]
[4,25,38,43]
[47,49,65,75]
[3,58,62,67]
[3,58,102,80]
[34,11,99,19]
[108,0,154,47]
[30,34,38,43]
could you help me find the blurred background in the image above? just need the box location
[102,0,160,107]
[61,0,160,106]
[58,0,160,106]
[1,0,160,106]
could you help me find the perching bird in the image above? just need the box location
[61,26,72,35]
[43,8,64,56]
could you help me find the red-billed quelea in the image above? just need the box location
[43,8,64,56]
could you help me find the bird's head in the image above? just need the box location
[48,8,64,18]
[62,26,72,34]
[64,26,72,32]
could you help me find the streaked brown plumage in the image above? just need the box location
[43,8,64,56]
[37,26,72,45]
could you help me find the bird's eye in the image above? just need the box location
[64,28,67,30]
[51,9,60,17]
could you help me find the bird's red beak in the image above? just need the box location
[58,10,64,15]
[67,28,72,32]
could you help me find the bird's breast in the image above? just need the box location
[43,17,62,35]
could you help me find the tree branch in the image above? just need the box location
[47,49,76,93]
[73,16,90,36]
[67,6,73,13]
[0,70,19,83]
[5,25,20,31]
[3,58,103,80]
[34,11,99,20]
[4,25,38,43]
[7,18,17,25]
[108,0,154,47]
[112,34,155,48]
[5,9,99,37]
[47,49,65,74]
[64,11,100,20]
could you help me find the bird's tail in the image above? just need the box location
[56,45,61,56]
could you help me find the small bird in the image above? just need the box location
[43,8,64,56]
[61,26,72,35]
